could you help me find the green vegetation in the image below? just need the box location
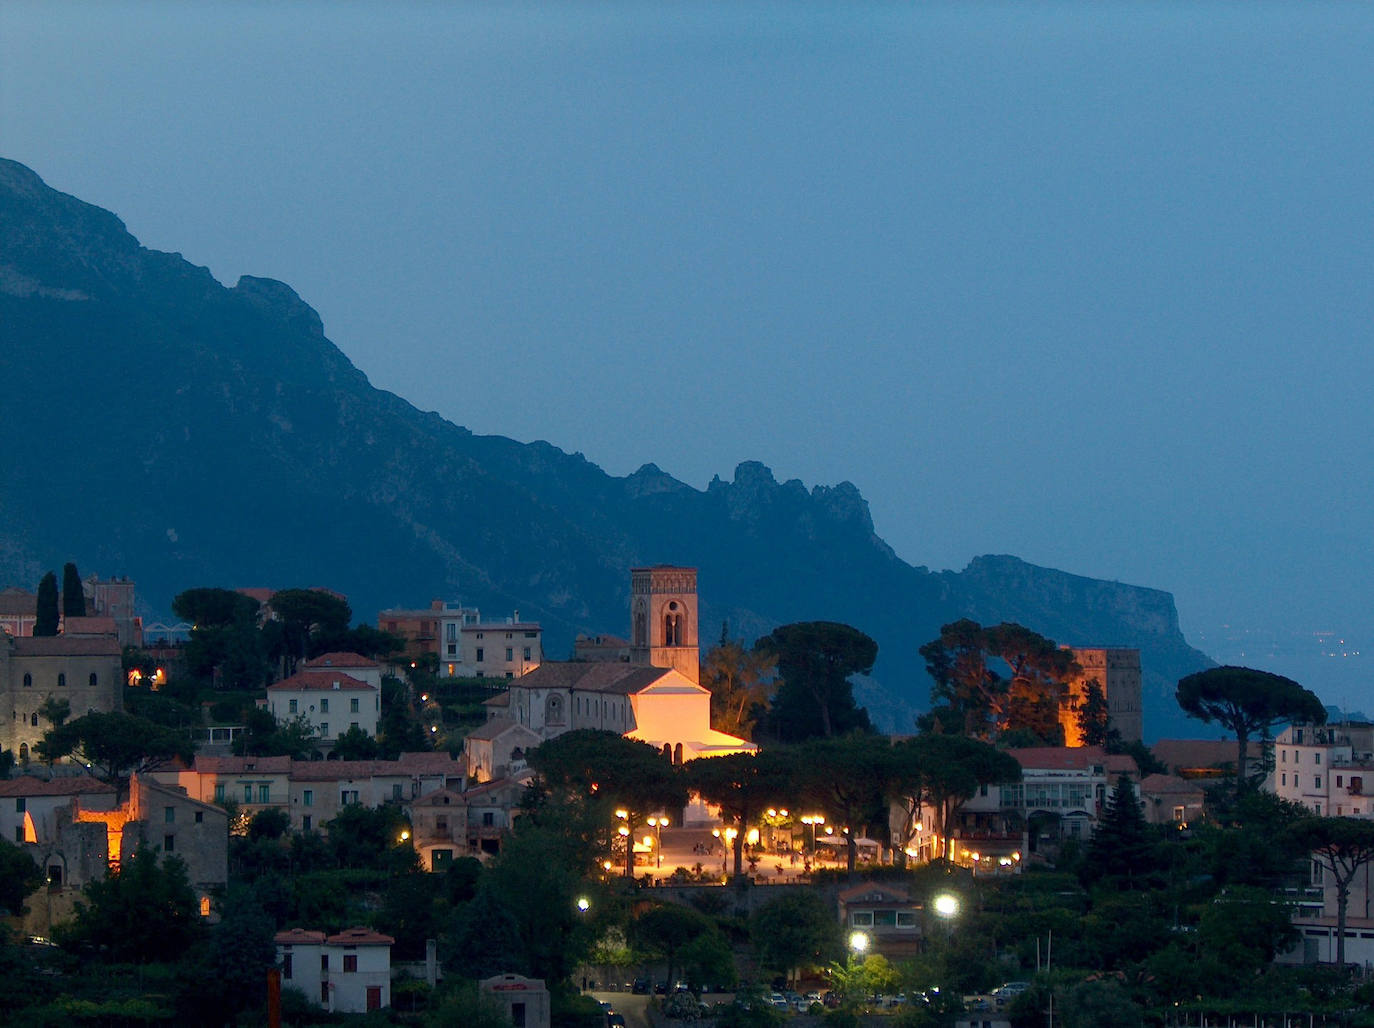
[33,570,58,636]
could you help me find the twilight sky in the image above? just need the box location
[5,2,1373,701]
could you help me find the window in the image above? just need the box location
[896,911,916,927]
[350,697,359,713]
[163,834,175,852]
[195,811,203,823]
[436,815,449,832]
[15,798,25,813]
[320,698,329,713]
[342,790,359,805]
[343,954,358,973]
[505,647,514,662]
[321,954,330,971]
[214,783,226,803]
[31,713,39,726]
[483,811,495,827]
[303,789,314,806]
[1173,805,1186,822]
[523,647,531,661]
[200,896,211,917]
[321,983,329,1004]
[850,911,874,926]
[447,643,456,655]
[13,826,20,843]
[302,815,312,832]
[244,784,253,802]
[258,784,270,803]
[89,672,97,686]
[165,806,175,823]
[1282,750,1287,763]
[350,722,360,732]
[447,623,457,641]
[320,722,328,737]
[1316,776,1323,789]
[57,673,66,687]
[1281,773,1287,786]
[525,631,537,639]
[1338,776,1344,787]
[392,784,403,801]
[282,953,293,980]
[1316,753,1322,765]
[506,632,513,640]
[476,648,484,663]
[1295,776,1300,788]
[22,673,31,687]
[289,699,298,714]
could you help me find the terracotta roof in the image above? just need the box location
[326,927,395,946]
[275,928,326,945]
[61,616,118,636]
[304,652,379,670]
[1006,746,1110,771]
[237,588,277,605]
[410,787,467,808]
[393,752,466,772]
[12,636,122,657]
[289,760,410,781]
[1152,739,1244,773]
[193,756,292,775]
[0,775,115,797]
[483,693,510,707]
[509,661,672,695]
[464,769,534,800]
[1104,754,1138,778]
[838,881,912,903]
[464,718,539,742]
[1139,773,1205,797]
[266,670,377,692]
[0,587,36,615]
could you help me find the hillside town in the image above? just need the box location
[1,564,1371,1028]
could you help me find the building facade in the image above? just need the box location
[1060,647,1143,745]
[629,566,700,685]
[1273,721,1374,818]
[1,635,124,762]
[264,670,380,744]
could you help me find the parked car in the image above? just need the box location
[631,978,649,994]
[993,981,1031,1005]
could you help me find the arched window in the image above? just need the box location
[22,673,31,687]
[57,673,66,687]
[673,743,683,765]
[89,672,98,687]
[30,712,39,727]
[662,744,672,760]
[545,694,565,725]
[18,742,28,762]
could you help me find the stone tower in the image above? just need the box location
[629,566,699,685]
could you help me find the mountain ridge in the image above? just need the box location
[0,158,1214,737]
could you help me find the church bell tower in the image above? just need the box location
[629,566,699,684]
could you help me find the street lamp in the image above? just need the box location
[849,930,869,955]
[932,892,960,946]
[576,896,590,913]
[801,814,825,853]
[648,815,669,868]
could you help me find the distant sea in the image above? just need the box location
[1190,624,1372,721]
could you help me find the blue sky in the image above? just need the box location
[5,1,1373,700]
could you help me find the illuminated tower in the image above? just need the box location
[629,566,699,684]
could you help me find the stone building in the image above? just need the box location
[1,634,123,762]
[629,566,700,685]
[1060,647,1143,745]
[276,926,395,1013]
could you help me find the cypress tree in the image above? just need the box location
[34,572,59,636]
[61,562,86,618]
[1082,774,1158,888]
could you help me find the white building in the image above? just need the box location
[437,609,542,680]
[302,652,383,689]
[265,670,380,743]
[1272,721,1374,818]
[276,927,394,1013]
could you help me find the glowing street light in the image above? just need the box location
[576,896,590,913]
[647,815,669,868]
[849,930,869,955]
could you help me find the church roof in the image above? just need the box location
[464,718,539,742]
[511,661,673,695]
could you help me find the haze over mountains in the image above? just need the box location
[0,158,1213,736]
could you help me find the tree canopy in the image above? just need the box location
[34,571,59,636]
[701,628,776,739]
[61,562,86,618]
[1288,816,1374,966]
[754,621,875,742]
[37,711,194,796]
[527,729,686,877]
[919,619,1077,743]
[900,733,1022,861]
[1177,666,1326,794]
[687,749,791,876]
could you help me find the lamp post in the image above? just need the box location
[800,814,825,854]
[648,815,669,868]
[932,892,959,947]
